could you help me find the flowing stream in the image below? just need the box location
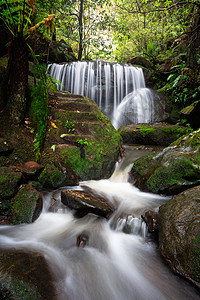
[0,147,199,299]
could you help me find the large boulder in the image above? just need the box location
[0,250,56,299]
[61,190,114,218]
[119,123,189,146]
[40,92,122,181]
[130,129,200,194]
[158,185,200,288]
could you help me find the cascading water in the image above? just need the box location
[0,147,199,300]
[48,61,160,126]
[112,88,156,129]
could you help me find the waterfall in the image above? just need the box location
[112,88,156,129]
[48,61,156,125]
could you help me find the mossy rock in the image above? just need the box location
[11,184,42,225]
[119,123,190,146]
[0,167,22,199]
[158,185,200,288]
[0,250,56,299]
[0,128,35,168]
[130,130,200,194]
[0,274,41,300]
[38,163,78,189]
[41,91,122,181]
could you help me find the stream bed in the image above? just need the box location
[0,146,199,299]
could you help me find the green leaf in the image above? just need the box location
[60,134,68,138]
[51,145,56,152]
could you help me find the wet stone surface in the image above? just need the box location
[61,189,114,218]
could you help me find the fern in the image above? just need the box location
[29,46,49,158]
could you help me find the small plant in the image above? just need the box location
[97,113,107,122]
[65,120,75,133]
[76,138,89,146]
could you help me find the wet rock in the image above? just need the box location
[77,233,89,248]
[0,167,22,199]
[142,210,158,232]
[158,185,200,288]
[0,250,57,299]
[0,138,14,156]
[61,190,114,218]
[119,123,189,146]
[11,184,42,225]
[38,163,78,189]
[130,130,200,195]
[16,161,44,180]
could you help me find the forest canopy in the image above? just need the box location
[32,0,200,65]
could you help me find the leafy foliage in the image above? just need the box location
[30,56,49,158]
[163,63,200,107]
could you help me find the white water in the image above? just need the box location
[0,147,199,299]
[113,88,155,129]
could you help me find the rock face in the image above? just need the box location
[0,250,57,299]
[61,190,114,218]
[119,123,190,146]
[180,100,200,130]
[42,91,122,181]
[158,185,200,288]
[130,130,200,194]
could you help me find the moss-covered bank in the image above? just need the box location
[119,123,191,146]
[130,130,200,194]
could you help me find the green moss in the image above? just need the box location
[132,153,157,175]
[147,158,200,193]
[38,164,66,189]
[137,126,156,137]
[11,184,39,225]
[61,126,122,180]
[0,199,12,216]
[0,274,41,300]
[0,168,22,199]
[171,130,200,150]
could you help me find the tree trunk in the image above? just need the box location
[6,36,29,124]
[186,7,200,68]
[78,0,84,61]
